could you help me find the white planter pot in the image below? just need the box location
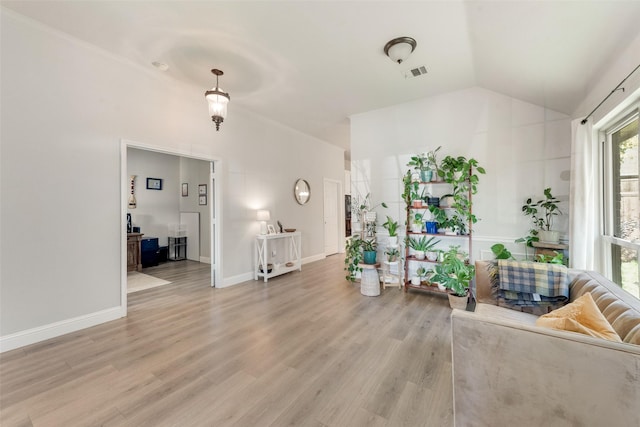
[411,223,423,233]
[414,250,425,260]
[388,236,398,246]
[538,230,560,244]
[426,251,438,262]
[411,276,421,286]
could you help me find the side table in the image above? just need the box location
[360,262,381,297]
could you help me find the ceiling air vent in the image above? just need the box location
[402,66,428,79]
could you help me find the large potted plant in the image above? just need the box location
[429,245,475,309]
[408,235,440,260]
[518,187,562,244]
[362,238,377,264]
[382,215,399,246]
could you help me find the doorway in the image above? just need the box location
[121,140,221,312]
[323,178,343,255]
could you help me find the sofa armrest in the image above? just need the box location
[451,309,640,427]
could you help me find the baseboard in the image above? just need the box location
[304,253,326,264]
[0,306,124,353]
[199,256,211,264]
[219,272,254,288]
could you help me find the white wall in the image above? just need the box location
[127,148,181,246]
[350,87,571,262]
[179,156,211,260]
[0,11,343,347]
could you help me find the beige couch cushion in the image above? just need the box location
[570,271,640,344]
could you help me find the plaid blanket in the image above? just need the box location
[497,260,569,307]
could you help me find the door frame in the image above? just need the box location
[323,178,344,255]
[120,139,222,313]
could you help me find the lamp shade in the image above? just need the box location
[257,210,271,221]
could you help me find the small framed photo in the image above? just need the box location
[199,195,207,206]
[267,224,276,234]
[199,184,207,195]
[146,178,162,190]
[181,183,188,197]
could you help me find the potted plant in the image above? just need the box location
[344,236,363,282]
[362,238,377,264]
[416,266,429,285]
[410,211,425,233]
[407,153,433,182]
[385,247,401,263]
[519,187,562,244]
[408,235,440,260]
[382,216,399,246]
[430,245,475,309]
[424,146,442,181]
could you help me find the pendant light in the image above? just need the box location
[205,69,230,131]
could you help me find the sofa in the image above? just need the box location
[451,260,640,427]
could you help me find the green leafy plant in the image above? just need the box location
[362,238,377,252]
[344,236,363,282]
[408,235,440,252]
[535,251,565,265]
[382,216,399,237]
[429,246,475,297]
[412,211,425,226]
[491,243,515,260]
[425,146,442,176]
[521,187,561,232]
[437,155,485,234]
[416,266,429,282]
[385,247,401,262]
[427,205,451,231]
[407,154,429,171]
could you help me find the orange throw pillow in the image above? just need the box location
[536,292,621,342]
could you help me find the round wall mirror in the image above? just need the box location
[294,179,310,205]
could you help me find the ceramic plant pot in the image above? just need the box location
[538,230,560,244]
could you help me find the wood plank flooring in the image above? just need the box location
[0,256,454,426]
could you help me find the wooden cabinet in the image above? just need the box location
[127,232,143,272]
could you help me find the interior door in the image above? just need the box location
[324,179,340,255]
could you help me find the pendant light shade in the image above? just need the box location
[384,37,417,64]
[205,69,230,131]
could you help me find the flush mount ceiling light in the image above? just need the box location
[204,69,230,131]
[384,37,417,64]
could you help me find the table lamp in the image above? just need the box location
[257,209,270,234]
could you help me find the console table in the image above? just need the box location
[254,232,301,282]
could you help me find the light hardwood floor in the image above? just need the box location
[1,256,454,427]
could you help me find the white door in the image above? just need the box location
[324,179,340,255]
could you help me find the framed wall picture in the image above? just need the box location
[267,224,276,234]
[181,183,188,197]
[199,195,207,206]
[146,178,162,190]
[198,184,207,195]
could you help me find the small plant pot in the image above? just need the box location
[420,170,433,182]
[411,223,423,233]
[448,292,468,310]
[425,221,438,234]
[414,250,425,260]
[411,173,421,182]
[427,197,440,207]
[426,251,438,262]
[363,250,377,265]
[538,230,560,244]
[388,236,398,246]
[412,200,423,208]
[411,276,421,286]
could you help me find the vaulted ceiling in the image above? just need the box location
[3,1,640,157]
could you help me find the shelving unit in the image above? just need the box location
[404,179,473,294]
[168,236,187,261]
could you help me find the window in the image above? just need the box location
[603,111,639,298]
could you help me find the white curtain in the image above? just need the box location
[569,117,598,270]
